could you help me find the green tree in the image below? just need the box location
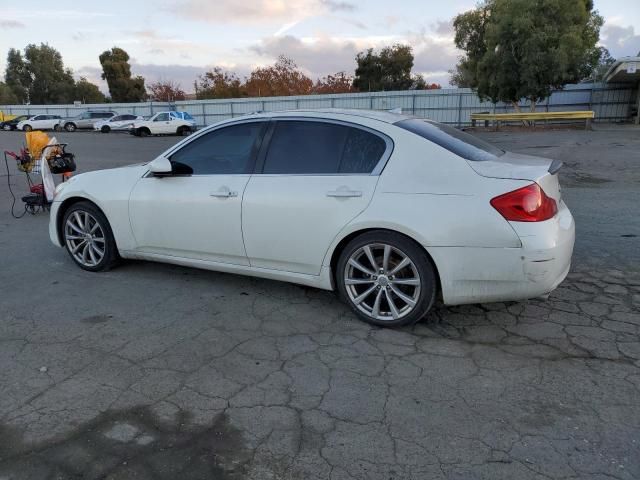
[23,44,76,104]
[4,48,30,103]
[99,47,146,102]
[451,0,603,110]
[449,2,491,88]
[584,47,615,82]
[0,82,19,104]
[353,44,419,91]
[74,77,106,103]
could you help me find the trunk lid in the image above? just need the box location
[467,151,562,201]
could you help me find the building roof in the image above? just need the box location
[603,56,640,84]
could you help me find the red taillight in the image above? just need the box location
[490,183,557,222]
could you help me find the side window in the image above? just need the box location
[340,128,388,173]
[110,116,122,122]
[169,122,264,175]
[154,113,169,122]
[262,121,387,174]
[33,115,43,120]
[122,115,135,120]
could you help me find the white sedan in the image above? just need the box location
[93,114,143,133]
[17,114,63,131]
[49,109,574,327]
[129,111,196,136]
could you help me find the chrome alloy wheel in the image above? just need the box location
[344,243,421,322]
[64,211,106,267]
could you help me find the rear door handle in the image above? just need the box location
[210,188,238,198]
[326,190,362,198]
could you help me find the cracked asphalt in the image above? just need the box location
[0,125,639,479]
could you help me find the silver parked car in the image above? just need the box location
[60,111,118,132]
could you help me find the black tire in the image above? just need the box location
[101,125,110,133]
[53,124,61,132]
[335,231,437,327]
[23,124,32,132]
[2,124,11,131]
[64,123,76,132]
[139,128,150,137]
[177,126,191,136]
[61,201,120,272]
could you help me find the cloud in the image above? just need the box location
[0,19,25,28]
[601,23,640,58]
[432,19,454,37]
[320,0,356,12]
[250,34,364,79]
[169,0,354,24]
[249,31,459,82]
[406,28,460,74]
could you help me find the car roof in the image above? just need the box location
[253,108,413,124]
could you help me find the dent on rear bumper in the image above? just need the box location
[431,203,575,305]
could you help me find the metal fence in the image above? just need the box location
[1,82,636,128]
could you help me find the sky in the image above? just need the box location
[1,0,639,94]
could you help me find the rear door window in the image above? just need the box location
[394,118,504,161]
[262,120,388,174]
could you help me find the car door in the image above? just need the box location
[151,113,172,134]
[30,115,44,129]
[128,120,267,265]
[242,119,392,275]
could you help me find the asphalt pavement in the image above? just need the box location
[0,125,638,480]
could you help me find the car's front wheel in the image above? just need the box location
[64,123,76,132]
[62,202,119,272]
[22,125,32,132]
[336,231,437,327]
[2,124,11,131]
[101,125,110,133]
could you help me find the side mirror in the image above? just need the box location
[148,156,172,175]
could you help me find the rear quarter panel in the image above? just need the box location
[351,126,527,248]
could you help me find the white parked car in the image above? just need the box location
[129,111,196,136]
[94,114,143,133]
[49,109,575,327]
[17,114,63,131]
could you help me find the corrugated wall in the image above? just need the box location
[1,82,636,127]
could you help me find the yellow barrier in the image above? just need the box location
[470,111,594,129]
[0,111,18,122]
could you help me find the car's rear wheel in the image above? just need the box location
[177,126,191,136]
[336,231,437,327]
[64,123,76,132]
[101,125,110,133]
[3,124,11,131]
[62,201,119,272]
[138,128,150,137]
[53,124,61,132]
[23,125,32,132]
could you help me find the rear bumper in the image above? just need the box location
[430,201,575,305]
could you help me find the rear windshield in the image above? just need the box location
[394,118,504,161]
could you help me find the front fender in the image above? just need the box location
[53,166,147,251]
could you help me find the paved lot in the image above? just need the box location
[0,126,639,480]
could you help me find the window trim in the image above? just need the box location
[254,117,394,177]
[164,120,268,177]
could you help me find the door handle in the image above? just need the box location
[326,190,362,198]
[210,189,238,198]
